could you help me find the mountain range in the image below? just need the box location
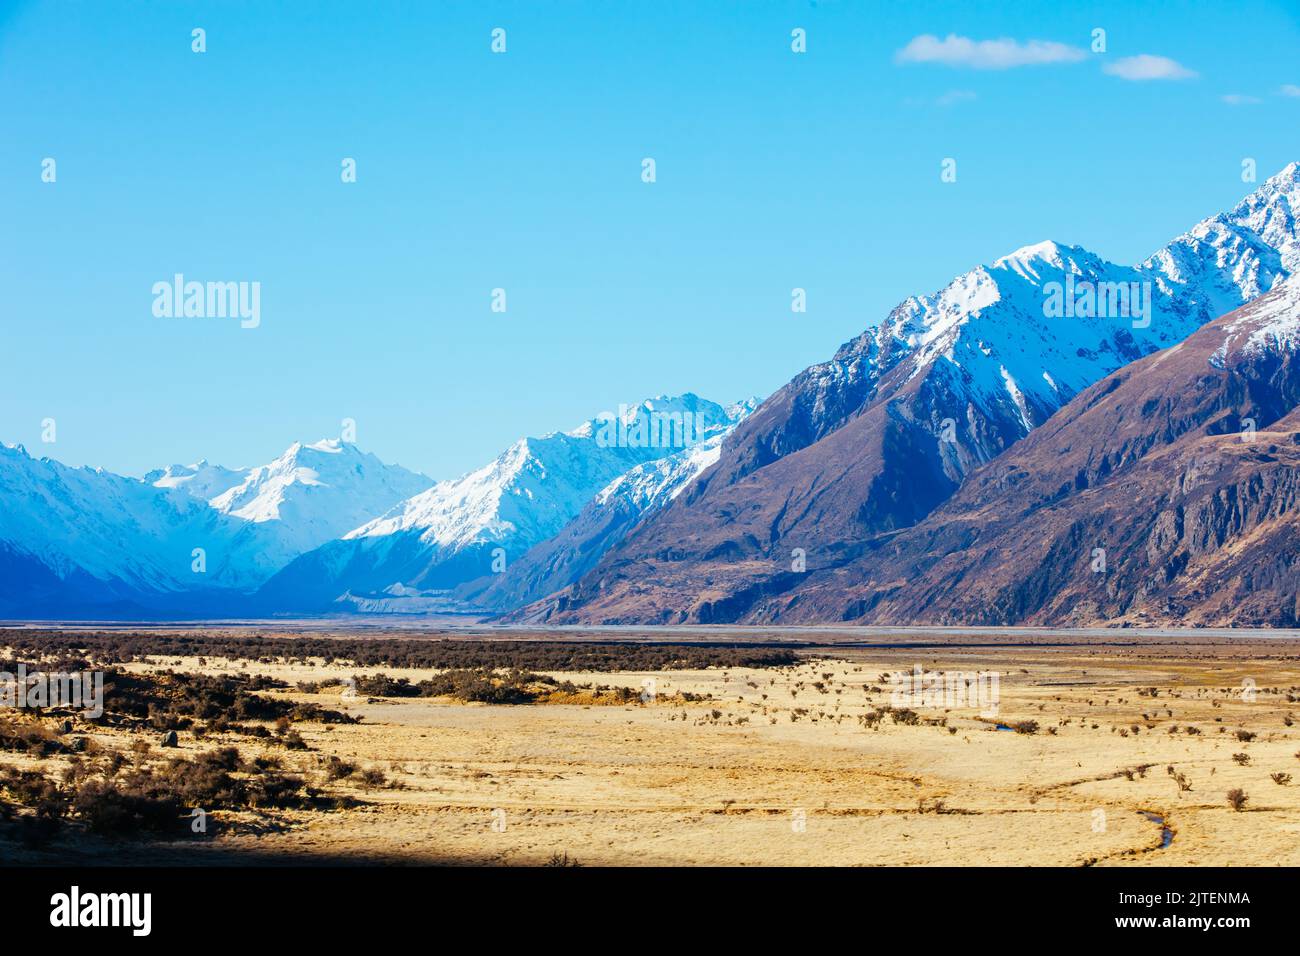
[816,275,1300,627]
[251,395,753,614]
[4,162,1300,626]
[0,396,753,618]
[515,162,1300,626]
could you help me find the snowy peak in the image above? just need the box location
[594,398,756,511]
[145,459,249,501]
[347,394,748,552]
[0,435,440,602]
[884,267,1000,349]
[854,163,1300,440]
[1213,272,1300,364]
[871,241,1147,424]
[211,439,430,523]
[620,392,733,424]
[725,397,761,420]
[198,439,433,568]
[566,392,738,439]
[457,399,759,614]
[0,442,264,592]
[1145,163,1299,314]
[1224,161,1300,273]
[595,431,729,511]
[878,242,1122,363]
[991,240,1105,281]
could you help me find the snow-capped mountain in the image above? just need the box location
[1144,161,1300,319]
[145,460,249,500]
[9,164,1300,624]
[0,439,433,617]
[778,274,1300,627]
[595,417,742,510]
[1213,266,1300,360]
[140,440,434,583]
[254,395,749,611]
[815,163,1299,454]
[527,162,1300,625]
[349,395,736,548]
[0,442,271,615]
[456,398,759,612]
[204,439,433,571]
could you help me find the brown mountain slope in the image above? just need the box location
[517,258,1153,626]
[515,169,1300,625]
[519,340,1030,624]
[453,491,650,613]
[763,281,1300,626]
[519,279,1300,627]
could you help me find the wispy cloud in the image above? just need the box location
[1102,54,1197,81]
[1281,84,1300,98]
[936,89,978,106]
[895,34,1086,70]
[902,89,978,108]
[1220,94,1261,105]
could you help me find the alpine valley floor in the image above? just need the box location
[3,629,1300,867]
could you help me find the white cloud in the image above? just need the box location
[1102,54,1197,81]
[1281,84,1300,97]
[1220,94,1261,105]
[895,34,1086,70]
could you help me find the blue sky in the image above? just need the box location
[2,0,1299,480]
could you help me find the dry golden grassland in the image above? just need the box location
[3,635,1299,866]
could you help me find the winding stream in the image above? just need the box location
[1138,810,1174,848]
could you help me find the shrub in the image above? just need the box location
[355,673,423,697]
[72,779,181,835]
[0,718,71,758]
[0,765,67,819]
[0,632,800,673]
[323,756,356,781]
[88,669,357,729]
[413,668,555,705]
[355,768,388,790]
[890,708,920,726]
